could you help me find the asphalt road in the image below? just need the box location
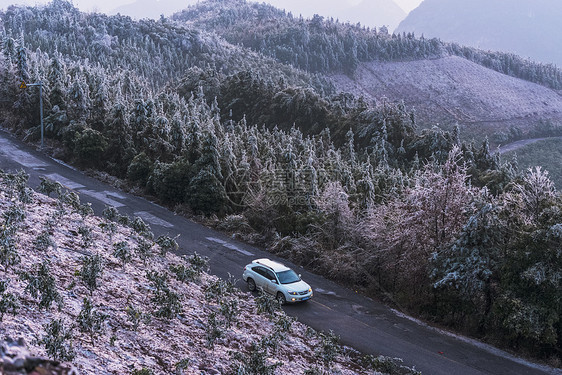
[0,129,558,375]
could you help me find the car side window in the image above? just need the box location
[253,266,266,277]
[265,269,276,282]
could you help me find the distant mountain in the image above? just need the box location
[395,0,562,66]
[113,0,406,30]
[393,0,423,13]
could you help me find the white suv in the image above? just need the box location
[242,258,313,304]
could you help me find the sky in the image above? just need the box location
[0,0,424,15]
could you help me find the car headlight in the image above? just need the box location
[308,288,312,293]
[288,291,298,295]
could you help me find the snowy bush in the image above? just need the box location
[113,241,132,266]
[155,234,179,256]
[37,319,75,361]
[34,230,56,252]
[145,270,182,319]
[0,279,18,321]
[77,297,107,343]
[19,260,63,310]
[80,254,104,295]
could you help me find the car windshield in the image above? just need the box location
[276,270,301,284]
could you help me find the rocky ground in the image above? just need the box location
[0,171,409,374]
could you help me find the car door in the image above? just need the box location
[252,266,269,290]
[263,269,279,294]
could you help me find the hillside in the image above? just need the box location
[0,170,402,374]
[395,0,562,67]
[114,0,407,30]
[331,56,562,139]
[173,0,562,141]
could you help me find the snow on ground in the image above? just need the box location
[331,56,562,139]
[0,176,384,374]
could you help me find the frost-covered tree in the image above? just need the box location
[366,146,476,298]
[314,181,354,251]
[187,130,227,214]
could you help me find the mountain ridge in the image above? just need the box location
[395,0,562,67]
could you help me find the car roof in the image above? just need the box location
[252,258,290,272]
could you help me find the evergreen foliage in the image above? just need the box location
[0,0,559,359]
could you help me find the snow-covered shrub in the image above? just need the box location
[156,234,179,256]
[0,229,20,269]
[135,237,154,264]
[131,368,153,375]
[255,289,280,316]
[3,204,26,227]
[0,279,18,321]
[60,191,81,212]
[102,206,118,221]
[99,220,117,240]
[170,263,198,283]
[19,260,63,310]
[131,216,154,239]
[78,202,94,219]
[316,331,340,368]
[174,358,190,374]
[126,304,150,331]
[274,313,296,333]
[145,270,181,319]
[205,311,224,349]
[186,252,209,274]
[33,230,56,252]
[218,298,239,329]
[78,225,92,248]
[80,254,103,295]
[229,342,281,375]
[37,319,75,361]
[113,241,132,266]
[362,355,422,375]
[77,297,107,343]
[170,253,208,284]
[204,277,237,303]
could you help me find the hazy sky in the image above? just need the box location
[0,0,424,15]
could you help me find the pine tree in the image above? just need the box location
[187,130,228,214]
[48,53,66,110]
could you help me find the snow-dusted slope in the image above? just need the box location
[0,173,386,374]
[332,56,562,138]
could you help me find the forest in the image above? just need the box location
[174,0,562,90]
[0,0,560,363]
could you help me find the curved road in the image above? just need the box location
[0,130,558,375]
[497,136,562,154]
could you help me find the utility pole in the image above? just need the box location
[19,80,44,149]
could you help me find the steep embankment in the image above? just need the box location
[0,172,395,375]
[332,56,562,139]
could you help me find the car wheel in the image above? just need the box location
[276,292,286,305]
[247,278,256,292]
